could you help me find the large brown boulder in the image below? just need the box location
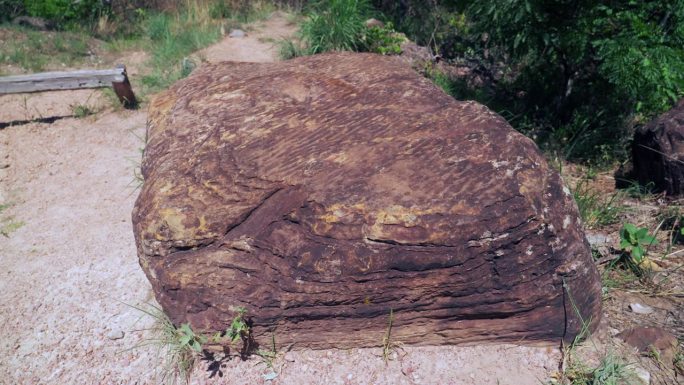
[632,99,684,195]
[132,52,601,350]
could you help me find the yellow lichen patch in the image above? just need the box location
[149,208,214,241]
[159,181,174,194]
[316,202,367,224]
[147,92,178,139]
[311,221,334,234]
[374,205,437,226]
[159,207,187,234]
[325,151,348,164]
[449,201,479,216]
[363,205,447,243]
[371,136,395,143]
[220,131,237,142]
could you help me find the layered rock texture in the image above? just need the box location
[133,52,601,349]
[633,99,684,195]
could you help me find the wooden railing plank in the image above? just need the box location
[0,65,137,108]
[0,68,125,94]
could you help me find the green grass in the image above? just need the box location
[572,179,626,229]
[299,0,372,54]
[0,202,24,237]
[0,26,90,72]
[138,1,275,94]
[551,280,636,385]
[128,303,203,385]
[381,309,402,364]
[559,353,634,385]
[140,9,222,93]
[278,38,307,60]
[1,1,275,95]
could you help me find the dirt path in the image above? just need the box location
[0,13,560,385]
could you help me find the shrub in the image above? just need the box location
[300,0,372,54]
[363,21,405,55]
[376,0,684,164]
[0,0,25,22]
[23,0,107,25]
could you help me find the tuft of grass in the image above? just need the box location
[559,353,634,385]
[141,6,222,93]
[380,309,403,364]
[551,281,636,385]
[572,179,626,229]
[137,0,279,94]
[0,26,90,72]
[429,69,454,96]
[299,0,372,54]
[71,103,96,118]
[278,38,306,60]
[127,303,202,385]
[0,202,24,238]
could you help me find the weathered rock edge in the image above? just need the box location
[133,52,602,350]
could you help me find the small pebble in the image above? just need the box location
[107,330,125,340]
[629,303,654,314]
[633,366,650,385]
[229,29,246,38]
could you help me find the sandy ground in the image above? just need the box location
[0,13,564,385]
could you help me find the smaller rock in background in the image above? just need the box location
[364,18,384,28]
[229,29,246,38]
[628,303,654,314]
[618,326,678,366]
[107,329,125,340]
[585,231,612,247]
[632,98,684,195]
[12,16,55,30]
[632,366,651,385]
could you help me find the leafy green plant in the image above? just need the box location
[363,22,405,55]
[177,323,207,353]
[226,306,249,344]
[619,223,657,264]
[130,303,252,385]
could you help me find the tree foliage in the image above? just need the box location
[377,0,684,163]
[22,0,107,25]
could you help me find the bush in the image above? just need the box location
[300,0,372,54]
[23,0,107,25]
[364,22,405,55]
[376,0,684,165]
[467,0,684,162]
[0,0,25,22]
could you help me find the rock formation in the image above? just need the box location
[633,99,684,196]
[133,52,601,350]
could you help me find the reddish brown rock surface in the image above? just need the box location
[132,52,601,350]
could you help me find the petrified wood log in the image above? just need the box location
[633,99,684,196]
[133,52,601,349]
